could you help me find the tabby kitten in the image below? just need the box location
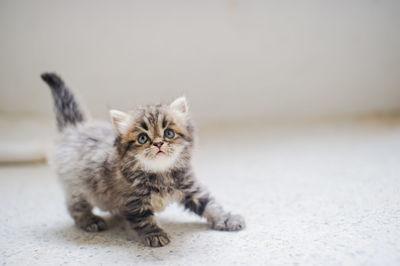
[41,73,245,247]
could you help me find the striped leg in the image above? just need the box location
[122,199,170,247]
[180,184,245,231]
[67,194,107,232]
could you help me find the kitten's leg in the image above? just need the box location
[122,198,170,247]
[180,183,245,231]
[67,194,107,232]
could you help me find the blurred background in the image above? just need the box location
[1,0,400,163]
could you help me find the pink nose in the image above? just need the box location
[153,141,164,148]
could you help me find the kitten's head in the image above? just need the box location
[111,97,194,173]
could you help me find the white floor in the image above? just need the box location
[1,119,400,265]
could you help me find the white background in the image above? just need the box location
[1,0,399,124]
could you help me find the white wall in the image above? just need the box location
[0,0,399,124]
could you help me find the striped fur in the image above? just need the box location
[41,73,245,247]
[41,73,85,131]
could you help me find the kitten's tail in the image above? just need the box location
[41,73,85,131]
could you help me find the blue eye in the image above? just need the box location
[164,128,175,139]
[137,133,148,144]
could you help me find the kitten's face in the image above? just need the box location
[111,97,193,173]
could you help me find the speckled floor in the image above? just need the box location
[1,119,400,265]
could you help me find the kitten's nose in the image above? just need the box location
[153,141,164,148]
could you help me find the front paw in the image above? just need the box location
[143,230,171,247]
[212,213,245,231]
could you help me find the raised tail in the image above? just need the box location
[41,73,85,131]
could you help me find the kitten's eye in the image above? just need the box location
[164,128,175,139]
[137,133,149,144]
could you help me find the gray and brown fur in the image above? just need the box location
[41,73,245,247]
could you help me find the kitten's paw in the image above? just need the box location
[143,230,171,247]
[212,213,245,231]
[79,216,107,232]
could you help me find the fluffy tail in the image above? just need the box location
[41,73,85,131]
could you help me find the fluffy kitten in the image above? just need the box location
[41,73,245,247]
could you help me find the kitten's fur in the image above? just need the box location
[41,73,245,247]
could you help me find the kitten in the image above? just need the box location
[41,73,245,247]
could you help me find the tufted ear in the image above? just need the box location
[110,109,130,135]
[170,96,188,114]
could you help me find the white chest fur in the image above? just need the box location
[150,191,182,212]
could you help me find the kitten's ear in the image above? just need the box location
[170,97,188,114]
[110,109,130,135]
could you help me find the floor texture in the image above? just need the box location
[1,119,400,265]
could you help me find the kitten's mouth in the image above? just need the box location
[156,150,165,155]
